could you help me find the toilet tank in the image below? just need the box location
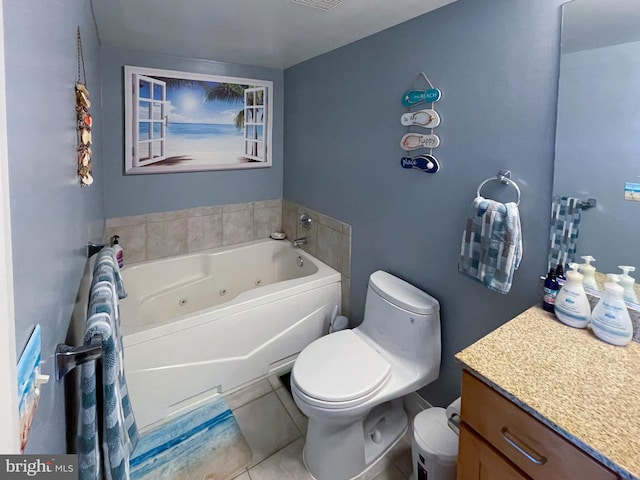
[358,271,441,366]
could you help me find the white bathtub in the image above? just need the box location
[119,239,341,429]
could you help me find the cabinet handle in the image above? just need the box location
[500,427,548,465]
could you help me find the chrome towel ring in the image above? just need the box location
[477,170,521,206]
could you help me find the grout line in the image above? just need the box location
[389,447,412,479]
[273,386,306,436]
[228,383,276,411]
[230,467,246,480]
[388,462,411,480]
[247,436,303,472]
[231,390,273,411]
[233,467,252,480]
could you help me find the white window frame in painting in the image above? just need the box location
[132,73,166,167]
[124,66,273,174]
[243,87,267,161]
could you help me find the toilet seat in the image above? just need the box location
[292,330,391,407]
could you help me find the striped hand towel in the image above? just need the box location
[94,248,127,299]
[548,196,582,271]
[78,275,138,480]
[88,281,124,375]
[458,196,523,294]
[91,272,120,320]
[78,311,139,480]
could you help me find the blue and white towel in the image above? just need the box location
[78,254,137,480]
[94,248,127,300]
[88,282,124,375]
[548,196,582,271]
[458,197,523,294]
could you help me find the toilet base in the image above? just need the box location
[303,401,408,480]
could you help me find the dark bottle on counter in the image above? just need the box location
[543,268,560,313]
[555,263,566,281]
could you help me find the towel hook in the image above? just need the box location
[477,170,521,206]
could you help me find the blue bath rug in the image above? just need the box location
[130,397,252,480]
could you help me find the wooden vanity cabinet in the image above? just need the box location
[457,371,619,480]
[458,424,530,480]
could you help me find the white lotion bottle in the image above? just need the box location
[111,235,124,268]
[554,263,591,328]
[590,282,633,346]
[579,255,598,290]
[618,266,639,304]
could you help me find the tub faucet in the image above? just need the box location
[293,237,308,248]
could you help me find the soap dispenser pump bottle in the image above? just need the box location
[618,266,639,304]
[554,263,590,328]
[111,235,124,268]
[590,282,633,346]
[579,256,598,290]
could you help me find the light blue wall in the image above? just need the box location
[100,46,284,218]
[3,0,567,452]
[4,0,103,452]
[284,0,563,406]
[554,41,640,273]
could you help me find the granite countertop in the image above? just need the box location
[455,306,640,480]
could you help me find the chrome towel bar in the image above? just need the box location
[54,333,102,381]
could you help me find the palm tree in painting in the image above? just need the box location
[202,83,246,128]
[161,79,251,128]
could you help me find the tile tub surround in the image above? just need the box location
[282,200,352,315]
[455,306,640,480]
[104,199,282,263]
[106,198,352,316]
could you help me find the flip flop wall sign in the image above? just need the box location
[400,73,441,174]
[401,133,440,151]
[401,155,440,174]
[401,87,441,108]
[401,109,440,128]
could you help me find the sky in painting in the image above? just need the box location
[162,79,247,125]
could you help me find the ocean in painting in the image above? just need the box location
[141,122,245,165]
[166,123,243,158]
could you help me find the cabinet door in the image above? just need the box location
[458,423,530,480]
[460,371,619,480]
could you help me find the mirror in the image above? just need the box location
[554,0,640,304]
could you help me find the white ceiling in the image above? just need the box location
[562,0,640,53]
[91,0,457,69]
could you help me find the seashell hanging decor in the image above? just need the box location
[76,27,93,186]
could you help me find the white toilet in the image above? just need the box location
[291,270,441,480]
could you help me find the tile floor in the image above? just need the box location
[226,375,416,480]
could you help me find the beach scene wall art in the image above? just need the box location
[124,66,272,174]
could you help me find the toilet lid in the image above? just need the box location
[293,330,391,403]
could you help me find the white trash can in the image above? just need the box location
[411,407,458,480]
